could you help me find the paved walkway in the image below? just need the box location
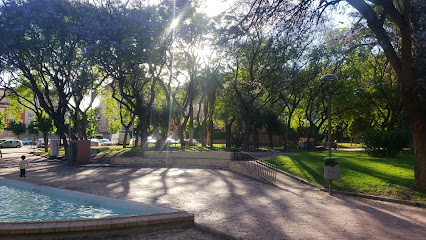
[1,154,425,239]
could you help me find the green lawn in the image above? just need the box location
[338,142,364,148]
[266,151,426,204]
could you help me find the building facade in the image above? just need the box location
[0,88,35,139]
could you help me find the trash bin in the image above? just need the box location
[324,157,340,179]
[49,139,60,157]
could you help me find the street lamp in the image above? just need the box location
[320,74,338,157]
[321,74,338,195]
[90,91,96,140]
[284,113,289,152]
[66,108,73,161]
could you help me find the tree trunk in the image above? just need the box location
[206,89,217,147]
[43,133,49,153]
[189,108,194,145]
[207,119,214,147]
[254,129,259,149]
[412,117,426,189]
[135,124,142,148]
[243,116,251,151]
[122,126,130,149]
[139,119,149,156]
[225,121,233,148]
[200,118,207,147]
[268,130,274,149]
[122,116,135,149]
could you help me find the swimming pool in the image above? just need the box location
[0,178,193,236]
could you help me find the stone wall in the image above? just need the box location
[110,151,271,184]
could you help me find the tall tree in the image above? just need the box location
[226,30,277,150]
[97,3,173,154]
[0,0,106,147]
[6,82,55,152]
[174,9,211,145]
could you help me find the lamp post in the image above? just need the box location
[284,113,289,152]
[321,74,338,195]
[90,91,96,140]
[320,74,338,157]
[66,108,73,161]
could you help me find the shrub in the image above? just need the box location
[231,136,243,148]
[359,128,410,156]
[213,131,226,139]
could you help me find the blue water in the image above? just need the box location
[0,179,173,222]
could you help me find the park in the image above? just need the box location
[0,0,425,239]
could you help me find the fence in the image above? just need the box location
[233,150,278,183]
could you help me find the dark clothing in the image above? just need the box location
[20,169,26,177]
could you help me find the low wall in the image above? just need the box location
[142,151,233,160]
[111,151,232,167]
[111,157,231,168]
[110,151,273,184]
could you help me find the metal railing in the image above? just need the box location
[233,150,278,183]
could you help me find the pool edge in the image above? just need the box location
[0,211,194,237]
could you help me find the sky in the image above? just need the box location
[198,0,235,17]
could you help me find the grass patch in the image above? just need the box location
[338,143,364,149]
[266,151,426,204]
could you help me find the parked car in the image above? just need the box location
[166,138,178,144]
[99,139,113,146]
[179,139,198,145]
[21,138,33,145]
[147,136,157,144]
[37,139,51,148]
[0,140,23,148]
[90,139,101,146]
[36,139,44,148]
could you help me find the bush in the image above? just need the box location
[213,131,226,140]
[359,128,410,157]
[231,136,243,148]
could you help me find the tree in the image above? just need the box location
[238,0,426,189]
[203,63,223,147]
[226,30,277,150]
[0,0,107,147]
[101,88,121,136]
[10,121,26,139]
[97,3,173,154]
[261,107,283,149]
[86,107,101,139]
[214,87,237,148]
[35,113,55,152]
[151,101,172,149]
[27,121,39,144]
[0,112,7,133]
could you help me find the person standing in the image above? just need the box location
[18,155,28,177]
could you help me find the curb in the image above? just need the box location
[274,168,426,208]
[319,188,426,208]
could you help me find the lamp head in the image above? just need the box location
[320,74,338,81]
